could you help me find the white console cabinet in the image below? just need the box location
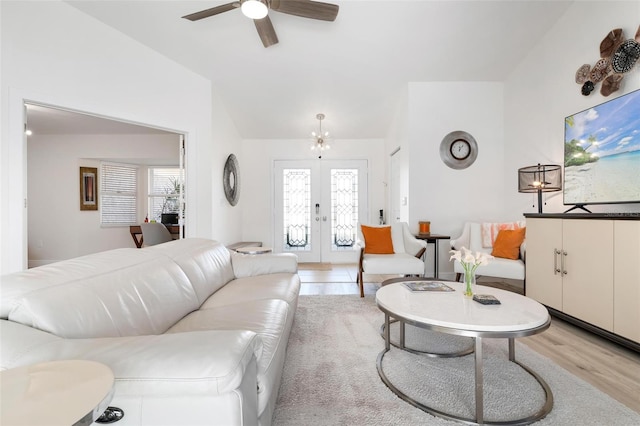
[613,220,640,343]
[525,214,640,348]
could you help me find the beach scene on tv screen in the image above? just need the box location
[564,89,640,205]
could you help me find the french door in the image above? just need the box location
[274,159,368,263]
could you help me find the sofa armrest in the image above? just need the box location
[2,322,262,397]
[450,222,472,250]
[231,252,298,278]
[404,236,427,258]
[0,319,62,369]
[401,224,427,257]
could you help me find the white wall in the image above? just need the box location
[0,1,230,273]
[210,89,244,245]
[27,134,179,266]
[0,1,3,273]
[406,82,505,277]
[385,88,409,223]
[241,138,386,249]
[504,1,640,215]
[408,82,507,232]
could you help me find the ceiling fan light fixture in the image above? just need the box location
[241,0,268,19]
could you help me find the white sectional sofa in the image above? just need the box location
[0,238,300,426]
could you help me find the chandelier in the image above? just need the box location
[311,113,330,157]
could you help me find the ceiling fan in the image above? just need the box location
[182,0,339,48]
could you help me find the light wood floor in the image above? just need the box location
[298,263,640,414]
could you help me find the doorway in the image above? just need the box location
[390,148,402,224]
[25,103,184,266]
[274,159,368,263]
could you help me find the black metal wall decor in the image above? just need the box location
[223,154,240,206]
[575,25,640,97]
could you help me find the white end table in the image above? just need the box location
[0,360,114,426]
[236,246,272,255]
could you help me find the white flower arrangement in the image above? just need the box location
[449,247,493,296]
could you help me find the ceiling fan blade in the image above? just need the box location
[270,0,339,22]
[182,2,240,21]
[254,16,279,48]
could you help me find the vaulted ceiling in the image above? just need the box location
[61,0,572,139]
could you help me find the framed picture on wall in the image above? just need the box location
[79,167,98,211]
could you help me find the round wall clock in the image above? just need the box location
[439,131,478,170]
[223,154,240,206]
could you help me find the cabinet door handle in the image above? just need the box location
[553,249,561,274]
[561,250,568,276]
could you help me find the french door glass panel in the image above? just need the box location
[274,160,367,263]
[283,169,311,251]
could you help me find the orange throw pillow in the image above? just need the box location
[361,225,395,254]
[491,228,526,260]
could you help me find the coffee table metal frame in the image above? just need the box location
[380,319,475,358]
[376,283,553,426]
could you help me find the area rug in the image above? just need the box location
[273,295,640,425]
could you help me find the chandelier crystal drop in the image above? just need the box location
[311,113,330,156]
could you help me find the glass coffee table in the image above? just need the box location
[376,279,553,425]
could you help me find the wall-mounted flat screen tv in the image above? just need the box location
[564,88,640,209]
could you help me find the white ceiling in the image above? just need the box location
[26,104,176,135]
[45,1,572,139]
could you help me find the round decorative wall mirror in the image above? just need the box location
[223,154,240,206]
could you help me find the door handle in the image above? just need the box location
[561,250,568,276]
[315,217,320,221]
[315,203,320,214]
[553,249,561,275]
[322,216,327,222]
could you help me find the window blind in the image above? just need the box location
[101,162,138,225]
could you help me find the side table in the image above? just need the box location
[0,360,115,426]
[236,246,273,255]
[414,233,450,278]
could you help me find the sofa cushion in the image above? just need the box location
[362,253,424,275]
[358,223,407,254]
[361,225,394,254]
[492,228,526,260]
[1,248,149,319]
[231,252,298,278]
[147,239,235,305]
[0,319,62,369]
[200,273,300,311]
[167,299,291,415]
[481,221,526,248]
[8,256,198,338]
[475,257,525,280]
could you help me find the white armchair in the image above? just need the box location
[450,222,525,282]
[356,222,427,297]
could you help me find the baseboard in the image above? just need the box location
[546,307,640,353]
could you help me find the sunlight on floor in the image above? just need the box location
[297,263,398,296]
[297,263,523,296]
